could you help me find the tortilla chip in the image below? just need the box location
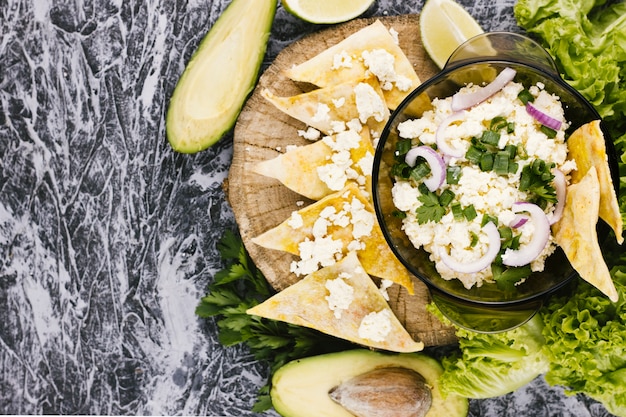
[553,167,618,302]
[284,20,420,110]
[261,76,389,138]
[247,252,423,353]
[251,183,414,294]
[252,128,374,201]
[567,120,623,244]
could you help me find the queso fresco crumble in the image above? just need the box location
[391,68,577,289]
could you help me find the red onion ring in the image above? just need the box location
[526,102,563,131]
[439,222,501,274]
[502,202,550,267]
[550,168,566,225]
[404,145,446,192]
[436,111,468,158]
[451,67,517,111]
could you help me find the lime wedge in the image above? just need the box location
[282,0,375,24]
[420,0,484,68]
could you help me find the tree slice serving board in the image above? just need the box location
[228,14,457,347]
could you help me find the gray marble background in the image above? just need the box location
[0,0,615,416]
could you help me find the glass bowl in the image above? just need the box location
[372,33,619,332]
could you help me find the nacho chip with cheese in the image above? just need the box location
[567,120,623,244]
[261,76,389,138]
[251,183,414,294]
[285,20,420,110]
[247,251,424,353]
[252,128,374,201]
[553,167,619,302]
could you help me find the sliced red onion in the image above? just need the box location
[404,145,446,191]
[436,111,467,158]
[550,168,566,225]
[510,214,529,229]
[502,202,550,267]
[439,222,501,274]
[451,67,517,111]
[526,102,562,131]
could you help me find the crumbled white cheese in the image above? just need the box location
[298,126,321,141]
[354,82,387,124]
[347,197,375,239]
[331,50,354,70]
[317,129,363,191]
[358,309,392,342]
[312,103,331,123]
[325,273,355,319]
[361,48,412,91]
[357,152,374,176]
[346,118,363,133]
[330,120,346,134]
[287,211,304,229]
[290,236,343,276]
[378,279,394,301]
[362,49,397,91]
[395,75,413,92]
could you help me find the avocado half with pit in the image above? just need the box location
[166,0,277,153]
[271,349,468,417]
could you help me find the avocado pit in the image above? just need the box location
[329,367,432,417]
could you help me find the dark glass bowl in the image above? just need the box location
[372,36,619,333]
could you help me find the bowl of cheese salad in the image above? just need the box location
[372,34,617,332]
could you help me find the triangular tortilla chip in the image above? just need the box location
[284,20,420,110]
[567,120,623,244]
[252,183,414,294]
[261,76,389,138]
[247,252,424,352]
[553,167,618,302]
[252,128,374,201]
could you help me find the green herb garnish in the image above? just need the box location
[519,158,557,205]
[517,89,535,105]
[415,184,446,224]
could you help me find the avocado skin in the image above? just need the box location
[166,0,277,153]
[270,349,469,417]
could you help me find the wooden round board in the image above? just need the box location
[228,14,457,347]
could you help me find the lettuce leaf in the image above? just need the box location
[514,0,626,142]
[429,306,550,399]
[540,268,626,417]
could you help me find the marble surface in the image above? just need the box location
[0,0,615,416]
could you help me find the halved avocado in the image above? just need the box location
[166,0,277,153]
[271,349,468,417]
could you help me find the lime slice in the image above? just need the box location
[420,0,484,68]
[282,0,375,24]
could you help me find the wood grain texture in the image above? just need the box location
[228,15,457,346]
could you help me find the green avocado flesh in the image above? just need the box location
[166,0,277,153]
[271,349,469,417]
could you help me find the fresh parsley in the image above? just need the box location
[196,229,352,412]
[415,184,446,224]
